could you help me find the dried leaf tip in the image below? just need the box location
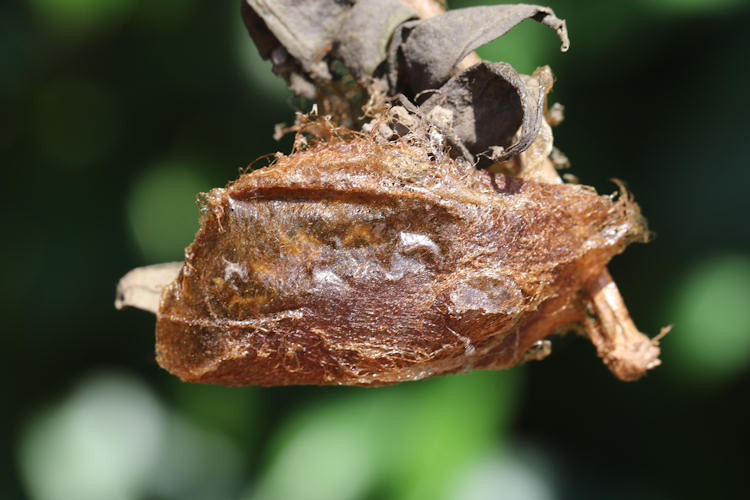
[115,262,182,314]
[535,8,570,52]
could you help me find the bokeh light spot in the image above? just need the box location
[669,254,750,383]
[29,0,135,33]
[17,372,246,500]
[246,370,519,500]
[448,448,554,500]
[248,411,375,500]
[149,414,244,500]
[18,373,166,500]
[126,160,210,262]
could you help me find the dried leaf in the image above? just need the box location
[397,4,569,94]
[242,1,568,163]
[418,61,542,165]
[243,0,349,80]
[336,0,417,81]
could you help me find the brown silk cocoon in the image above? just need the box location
[155,137,646,386]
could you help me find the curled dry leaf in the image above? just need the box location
[242,0,569,163]
[393,3,569,93]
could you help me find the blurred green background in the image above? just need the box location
[3,0,750,499]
